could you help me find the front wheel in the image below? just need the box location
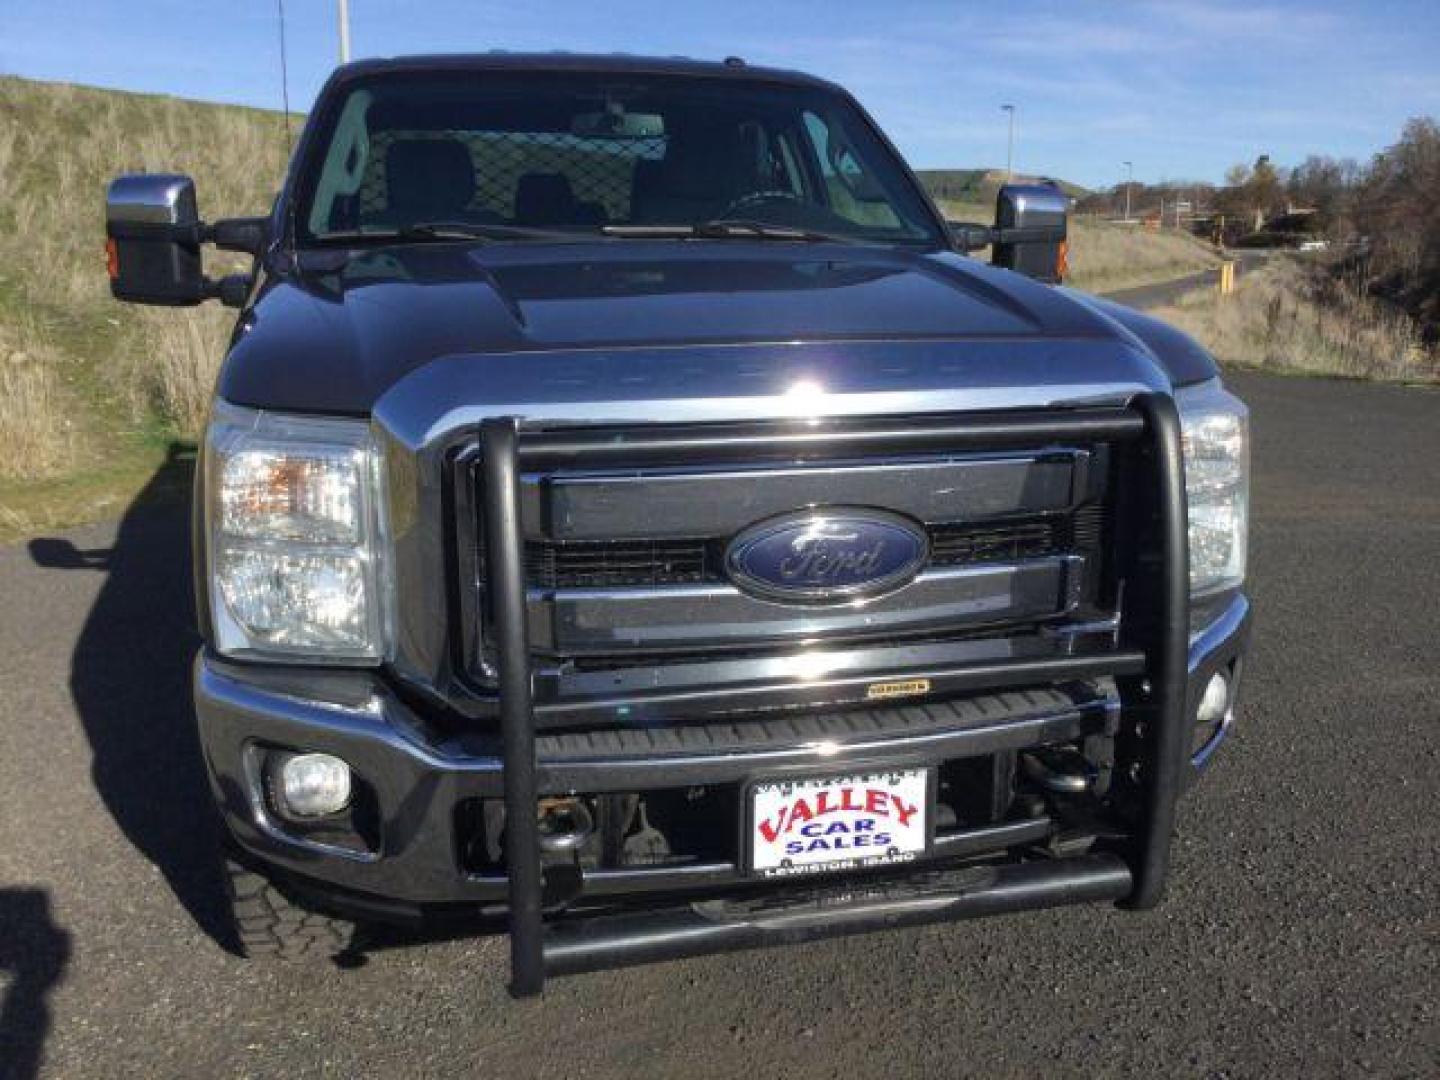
[224,857,356,960]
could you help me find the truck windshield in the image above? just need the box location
[294,71,944,247]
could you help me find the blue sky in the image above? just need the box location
[4,0,1438,189]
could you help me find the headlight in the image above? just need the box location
[205,402,389,662]
[1177,379,1249,596]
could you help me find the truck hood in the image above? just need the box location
[221,240,1179,424]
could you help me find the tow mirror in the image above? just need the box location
[991,184,1068,284]
[105,174,267,307]
[947,183,1070,284]
[105,174,207,305]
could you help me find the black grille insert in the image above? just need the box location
[524,507,1104,590]
[526,537,714,589]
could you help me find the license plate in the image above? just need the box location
[747,768,931,878]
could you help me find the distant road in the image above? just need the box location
[1101,251,1266,310]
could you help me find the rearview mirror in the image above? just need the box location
[571,110,664,140]
[990,184,1068,284]
[105,174,207,305]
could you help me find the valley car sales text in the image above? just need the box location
[758,785,921,857]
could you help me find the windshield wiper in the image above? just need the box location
[313,221,589,245]
[601,220,856,243]
[315,219,862,247]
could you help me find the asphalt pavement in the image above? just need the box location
[0,372,1436,1078]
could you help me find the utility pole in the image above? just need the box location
[1122,160,1133,222]
[1001,105,1016,182]
[338,0,351,63]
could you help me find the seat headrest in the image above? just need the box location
[653,128,753,202]
[514,172,577,225]
[385,139,475,217]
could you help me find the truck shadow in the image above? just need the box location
[0,888,71,1080]
[28,444,235,953]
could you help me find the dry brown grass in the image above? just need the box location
[1152,257,1439,383]
[1065,218,1221,293]
[0,319,76,478]
[128,307,234,435]
[0,76,287,485]
[935,200,1220,293]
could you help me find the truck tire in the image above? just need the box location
[224,857,356,960]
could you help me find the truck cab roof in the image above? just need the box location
[327,52,843,92]
[206,53,1217,415]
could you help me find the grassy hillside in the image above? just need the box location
[917,162,1220,292]
[1152,257,1437,383]
[916,168,1089,205]
[0,76,1219,540]
[0,76,289,537]
[930,196,1221,293]
[1063,219,1221,292]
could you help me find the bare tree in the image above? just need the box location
[1353,118,1440,338]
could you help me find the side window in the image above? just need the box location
[802,110,901,230]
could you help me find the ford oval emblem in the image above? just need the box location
[725,508,929,604]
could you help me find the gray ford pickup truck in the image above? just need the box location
[103,53,1250,996]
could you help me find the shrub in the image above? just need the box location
[1152,258,1437,383]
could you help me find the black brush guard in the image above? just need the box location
[479,396,1188,997]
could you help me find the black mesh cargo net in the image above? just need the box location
[356,130,668,224]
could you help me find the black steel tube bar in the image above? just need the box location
[1124,394,1190,908]
[466,403,1164,988]
[530,649,1145,726]
[542,854,1133,977]
[517,410,1144,468]
[481,418,547,998]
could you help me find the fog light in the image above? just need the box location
[1197,671,1230,727]
[278,752,352,817]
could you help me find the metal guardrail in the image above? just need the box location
[479,398,1188,997]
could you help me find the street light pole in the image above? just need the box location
[1122,160,1133,221]
[338,0,351,63]
[1001,105,1016,182]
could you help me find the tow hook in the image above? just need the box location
[1020,747,1098,794]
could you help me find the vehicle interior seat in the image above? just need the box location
[629,127,756,224]
[514,172,586,228]
[380,138,480,225]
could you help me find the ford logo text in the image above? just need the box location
[724,508,929,604]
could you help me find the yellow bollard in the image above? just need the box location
[1217,261,1236,297]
